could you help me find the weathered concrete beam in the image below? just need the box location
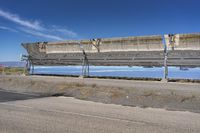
[22,33,200,67]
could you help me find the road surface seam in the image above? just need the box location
[0,102,147,125]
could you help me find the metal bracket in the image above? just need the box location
[168,34,175,51]
[91,38,101,52]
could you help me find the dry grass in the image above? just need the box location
[0,67,26,75]
[91,84,97,88]
[74,83,85,87]
[110,90,125,99]
[180,95,196,103]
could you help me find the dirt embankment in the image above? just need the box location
[0,75,200,113]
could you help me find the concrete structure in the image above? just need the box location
[22,35,164,66]
[22,33,200,78]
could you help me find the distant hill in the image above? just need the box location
[0,61,26,67]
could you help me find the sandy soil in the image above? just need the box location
[0,75,200,113]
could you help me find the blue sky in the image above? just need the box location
[0,0,200,61]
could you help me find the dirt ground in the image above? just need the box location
[0,75,200,113]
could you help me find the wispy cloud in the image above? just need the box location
[0,26,18,32]
[21,28,64,41]
[50,26,78,38]
[0,9,78,40]
[55,29,77,38]
[0,9,43,30]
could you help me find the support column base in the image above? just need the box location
[161,78,168,82]
[79,75,89,78]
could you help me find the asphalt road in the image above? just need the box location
[0,90,200,133]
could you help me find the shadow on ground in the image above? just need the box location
[0,88,45,102]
